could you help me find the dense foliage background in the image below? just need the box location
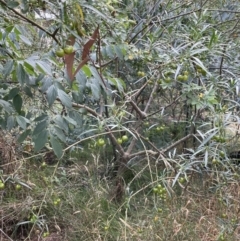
[1,0,240,240]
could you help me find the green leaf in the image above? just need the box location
[6,1,19,8]
[58,89,72,108]
[23,86,33,98]
[7,115,15,130]
[3,60,14,78]
[37,60,52,75]
[54,115,69,133]
[81,65,92,77]
[17,129,31,143]
[34,114,48,122]
[63,116,77,126]
[16,115,29,130]
[54,126,66,143]
[82,4,109,20]
[106,45,114,58]
[90,83,100,100]
[16,64,26,85]
[54,115,68,133]
[114,45,124,59]
[71,81,79,91]
[50,135,63,159]
[46,85,57,106]
[19,35,32,46]
[32,120,48,136]
[13,94,22,113]
[0,100,14,113]
[33,129,48,152]
[8,87,19,99]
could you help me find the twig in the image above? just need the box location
[0,228,14,241]
[129,134,193,159]
[0,0,60,45]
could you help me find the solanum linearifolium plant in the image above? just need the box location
[0,0,240,193]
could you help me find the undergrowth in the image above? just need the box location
[1,145,240,241]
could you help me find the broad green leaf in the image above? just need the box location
[69,110,83,126]
[24,61,35,75]
[58,89,72,108]
[54,115,69,133]
[37,60,52,75]
[3,60,14,78]
[32,120,48,136]
[114,45,124,59]
[63,116,77,126]
[41,76,52,92]
[0,100,14,113]
[72,91,84,104]
[81,65,91,77]
[16,115,29,130]
[17,129,31,143]
[90,83,100,100]
[6,1,19,8]
[7,115,15,130]
[8,87,19,99]
[50,135,63,159]
[34,114,48,122]
[89,66,106,90]
[33,129,48,152]
[23,86,33,98]
[54,126,66,143]
[46,85,57,106]
[16,64,26,85]
[106,45,114,58]
[13,94,22,113]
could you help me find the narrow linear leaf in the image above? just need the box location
[19,35,32,46]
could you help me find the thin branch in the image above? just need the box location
[144,81,158,113]
[129,134,193,159]
[0,228,14,241]
[0,0,60,44]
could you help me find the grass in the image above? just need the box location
[1,141,240,241]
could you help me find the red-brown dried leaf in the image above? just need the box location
[82,26,99,60]
[64,35,76,81]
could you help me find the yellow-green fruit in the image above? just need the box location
[41,161,47,167]
[15,184,22,191]
[177,75,184,81]
[212,159,218,165]
[182,75,188,81]
[0,182,5,190]
[122,135,128,142]
[55,48,65,57]
[97,138,105,146]
[164,77,172,83]
[179,177,186,184]
[117,138,123,144]
[64,45,74,54]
